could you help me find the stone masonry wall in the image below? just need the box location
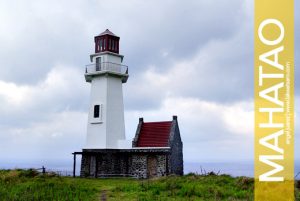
[131,155,147,178]
[80,149,170,178]
[80,155,90,177]
[156,155,167,177]
[80,151,130,177]
[169,122,183,175]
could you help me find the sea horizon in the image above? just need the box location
[2,160,300,179]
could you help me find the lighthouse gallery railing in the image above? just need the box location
[85,62,128,75]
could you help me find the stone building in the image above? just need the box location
[131,116,183,177]
[73,30,183,179]
[78,116,183,178]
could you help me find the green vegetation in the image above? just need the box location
[0,169,98,201]
[110,173,254,201]
[0,169,299,200]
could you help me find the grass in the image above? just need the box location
[109,173,254,201]
[0,169,98,201]
[0,169,299,200]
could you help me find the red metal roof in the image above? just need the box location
[137,121,172,147]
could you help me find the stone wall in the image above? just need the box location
[168,118,184,175]
[80,149,170,179]
[157,155,167,177]
[80,155,90,177]
[96,152,129,175]
[80,150,130,177]
[130,154,168,178]
[131,155,147,178]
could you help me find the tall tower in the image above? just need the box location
[84,29,128,149]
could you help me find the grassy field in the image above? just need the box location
[0,169,298,200]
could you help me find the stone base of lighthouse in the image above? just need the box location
[80,149,171,179]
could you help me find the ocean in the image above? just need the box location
[185,161,300,179]
[1,160,300,178]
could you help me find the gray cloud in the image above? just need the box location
[122,1,254,110]
[124,26,254,110]
[0,66,89,127]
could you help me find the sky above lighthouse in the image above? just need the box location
[0,0,299,173]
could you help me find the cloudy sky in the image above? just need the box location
[0,0,299,173]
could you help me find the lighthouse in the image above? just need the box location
[84,29,129,149]
[73,30,183,179]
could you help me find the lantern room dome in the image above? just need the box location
[98,29,117,37]
[94,29,120,54]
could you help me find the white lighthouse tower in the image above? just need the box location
[84,29,129,149]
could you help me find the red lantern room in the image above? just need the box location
[94,29,120,54]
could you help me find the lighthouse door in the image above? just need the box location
[147,156,157,178]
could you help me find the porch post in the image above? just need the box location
[73,153,76,178]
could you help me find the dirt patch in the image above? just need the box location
[100,190,107,201]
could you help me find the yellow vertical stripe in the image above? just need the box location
[255,0,294,200]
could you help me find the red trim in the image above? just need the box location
[94,34,120,54]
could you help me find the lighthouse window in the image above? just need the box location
[103,39,106,50]
[112,40,115,50]
[109,39,111,50]
[100,40,103,51]
[94,105,100,118]
[96,57,101,71]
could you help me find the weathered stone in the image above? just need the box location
[80,149,172,178]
